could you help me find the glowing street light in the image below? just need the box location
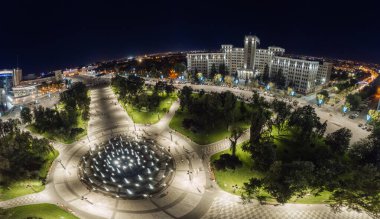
[366,114,371,123]
[343,105,348,114]
[232,184,239,193]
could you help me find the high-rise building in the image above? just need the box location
[243,35,260,70]
[13,68,22,86]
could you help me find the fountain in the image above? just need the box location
[79,135,175,199]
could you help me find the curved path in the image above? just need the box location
[0,84,372,219]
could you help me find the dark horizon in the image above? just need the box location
[1,0,379,74]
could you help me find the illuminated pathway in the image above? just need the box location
[0,84,372,219]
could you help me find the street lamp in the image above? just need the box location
[342,106,348,115]
[169,130,173,141]
[187,170,192,181]
[366,114,371,123]
[232,184,239,193]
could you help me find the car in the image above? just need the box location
[362,125,368,130]
[349,115,355,119]
[358,123,363,127]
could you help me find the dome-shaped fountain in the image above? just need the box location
[79,135,175,199]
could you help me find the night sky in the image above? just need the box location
[0,0,379,74]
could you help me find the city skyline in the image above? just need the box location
[1,0,379,74]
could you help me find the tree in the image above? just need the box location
[221,91,237,128]
[20,107,32,124]
[368,109,380,122]
[257,161,316,204]
[174,63,186,74]
[262,64,270,84]
[250,140,277,171]
[229,126,244,157]
[210,63,217,79]
[165,84,175,95]
[288,105,322,141]
[219,63,227,77]
[276,68,286,88]
[346,93,362,110]
[325,128,352,154]
[248,107,271,146]
[271,99,292,133]
[192,68,198,82]
[241,178,263,203]
[329,164,380,218]
[179,86,193,110]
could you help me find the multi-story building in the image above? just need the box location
[269,57,320,94]
[187,35,332,94]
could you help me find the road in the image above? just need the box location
[0,82,372,219]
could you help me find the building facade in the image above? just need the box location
[269,57,320,94]
[316,62,333,86]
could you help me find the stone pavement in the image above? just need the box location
[202,193,371,219]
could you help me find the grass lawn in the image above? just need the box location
[3,203,78,219]
[0,150,58,201]
[169,102,251,145]
[210,143,263,194]
[211,141,332,204]
[123,94,178,124]
[28,115,88,144]
[0,180,44,201]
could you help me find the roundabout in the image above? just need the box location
[49,86,207,219]
[79,135,175,199]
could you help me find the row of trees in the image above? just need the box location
[236,93,380,217]
[179,86,250,131]
[112,75,175,112]
[0,119,53,185]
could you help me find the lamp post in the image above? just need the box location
[58,159,66,170]
[187,170,192,181]
[169,130,173,141]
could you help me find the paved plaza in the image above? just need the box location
[0,84,373,219]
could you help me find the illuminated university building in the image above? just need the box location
[187,35,332,94]
[0,68,22,108]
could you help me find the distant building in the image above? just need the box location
[0,68,22,108]
[187,35,332,94]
